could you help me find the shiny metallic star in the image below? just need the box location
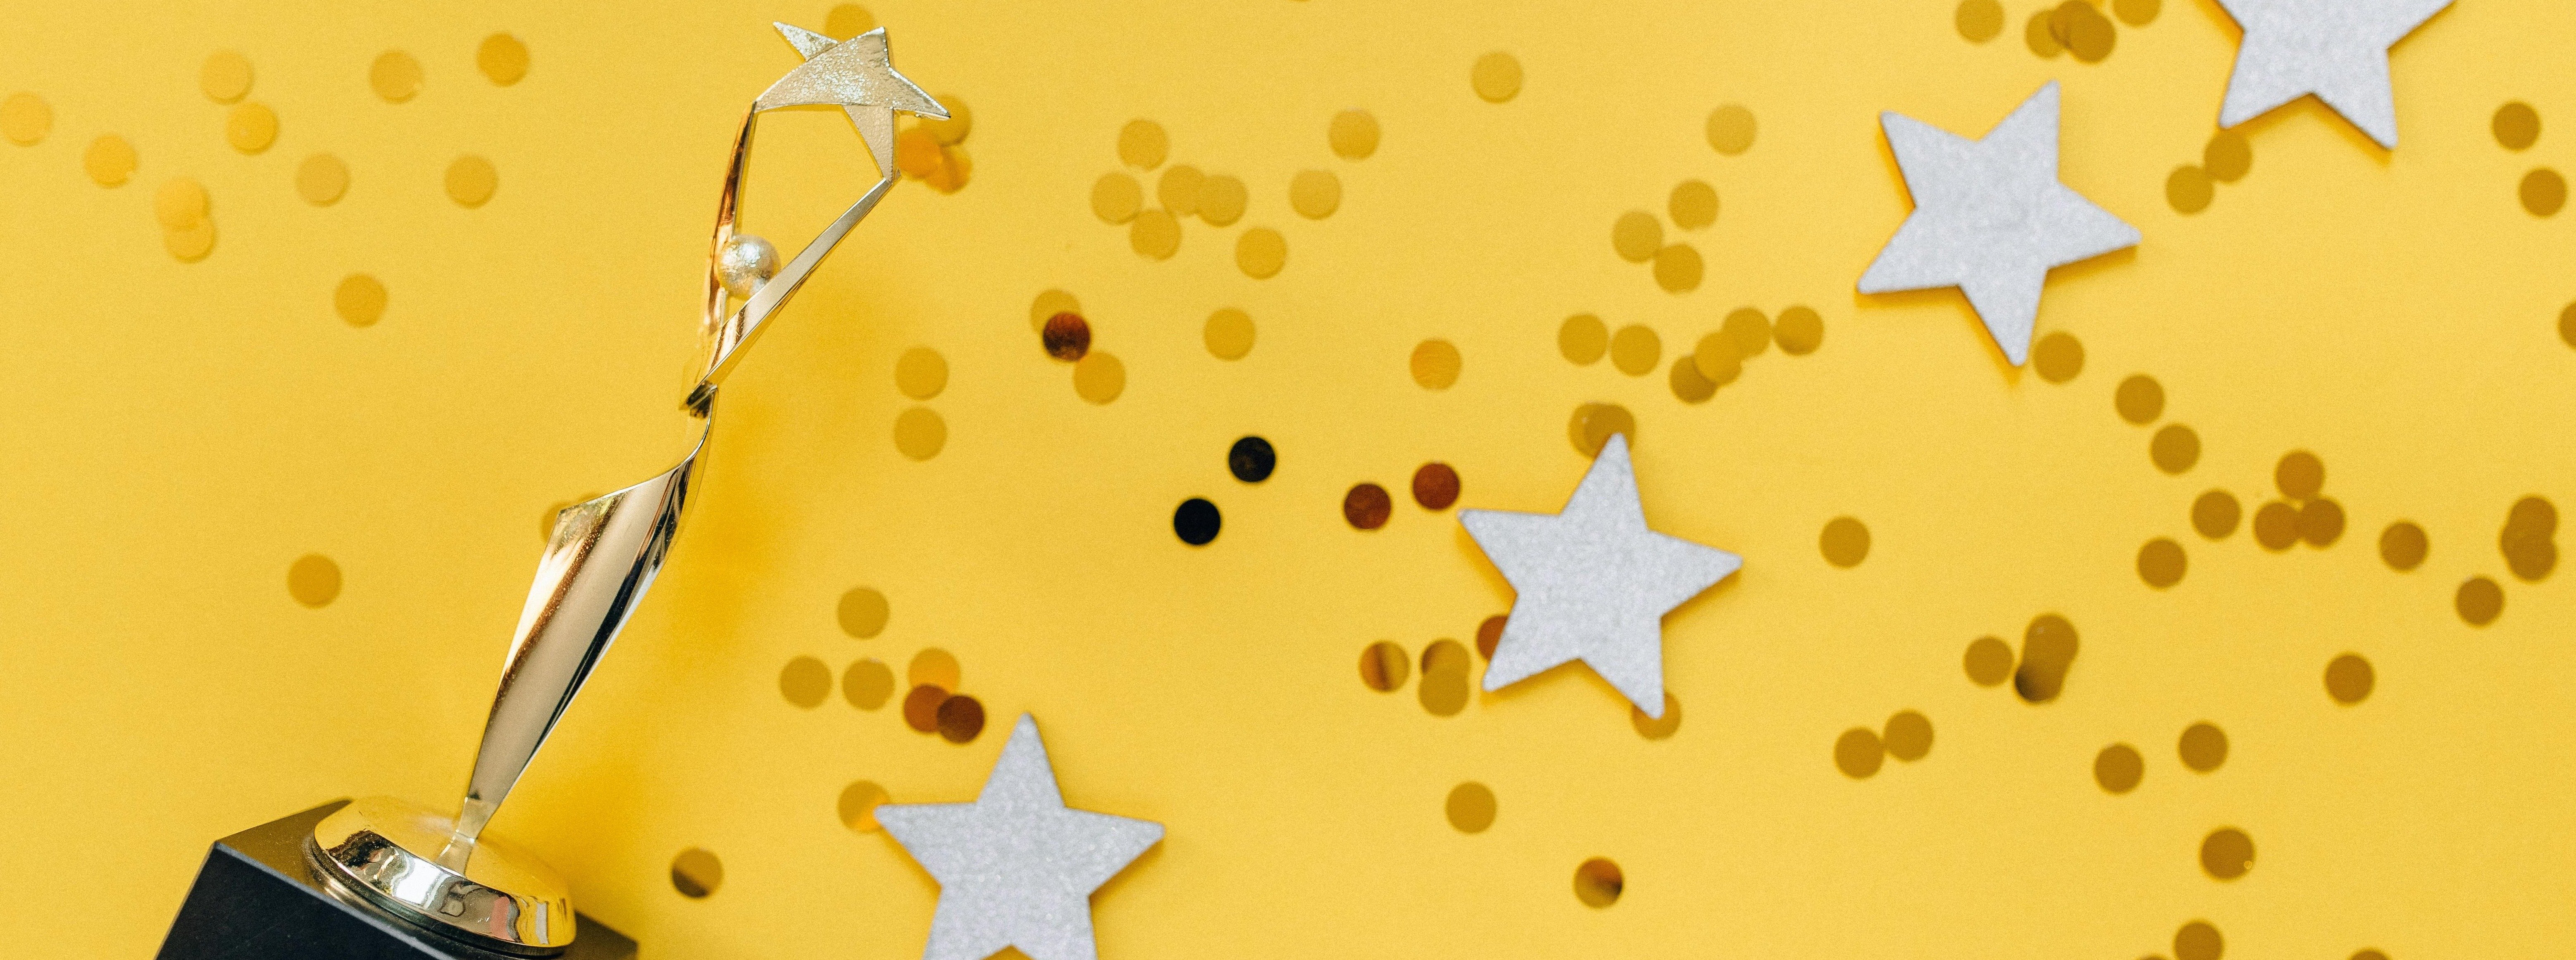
[1459,434,1742,718]
[1857,81,2139,367]
[763,23,948,180]
[2214,0,2451,149]
[877,715,1163,960]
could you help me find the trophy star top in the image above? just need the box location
[756,25,948,119]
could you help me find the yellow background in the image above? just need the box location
[1,0,2569,957]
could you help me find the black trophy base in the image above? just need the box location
[158,799,638,960]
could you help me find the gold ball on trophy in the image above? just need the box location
[716,233,781,297]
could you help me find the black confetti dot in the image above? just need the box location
[1174,498,1222,546]
[1229,436,1275,483]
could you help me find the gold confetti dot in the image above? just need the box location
[2178,721,2227,772]
[779,655,831,709]
[224,102,278,154]
[2502,495,2558,581]
[1668,180,1718,230]
[2274,450,2323,499]
[1773,306,1824,355]
[1693,332,1742,385]
[2094,743,2143,793]
[164,219,215,262]
[2299,498,2346,547]
[287,554,341,607]
[1445,782,1496,833]
[1116,119,1167,169]
[1611,211,1662,263]
[334,274,386,328]
[1328,109,1379,160]
[1723,307,1771,359]
[1668,355,1716,404]
[478,33,529,86]
[1,92,50,146]
[1559,314,1608,365]
[826,4,877,38]
[1706,103,1756,155]
[2109,375,2164,426]
[2495,101,2540,151]
[2059,1,2116,62]
[1651,244,1702,293]
[1236,227,1287,279]
[838,780,888,831]
[922,96,971,145]
[446,155,497,208]
[1568,403,1635,457]
[2138,538,2186,588]
[1129,208,1180,260]
[908,648,960,692]
[1821,517,1871,568]
[838,588,889,639]
[892,407,945,460]
[2150,424,2199,474]
[84,135,136,187]
[2167,165,2213,214]
[1963,636,2013,686]
[1411,339,1461,390]
[2114,0,2161,26]
[669,848,722,898]
[1835,727,1885,778]
[371,50,423,103]
[155,178,208,230]
[842,658,892,707]
[1090,173,1141,224]
[1358,641,1409,691]
[1073,351,1125,404]
[2325,653,2373,705]
[1609,324,1661,376]
[2014,614,2078,704]
[2352,951,2388,960]
[1029,290,1078,333]
[2524,168,2566,217]
[2204,130,2252,183]
[1204,308,1255,360]
[1470,52,1521,103]
[2456,576,2503,626]
[895,347,948,400]
[1157,164,1204,217]
[1418,640,1471,717]
[1196,174,1246,226]
[2193,489,2241,539]
[1956,0,2005,42]
[2380,521,2428,571]
[2031,331,2083,382]
[1573,858,1623,908]
[1289,169,1341,219]
[2025,10,2064,57]
[1632,693,1682,740]
[201,51,253,103]
[2175,921,2222,960]
[895,126,943,179]
[296,153,349,206]
[1882,710,1933,762]
[2251,501,2300,550]
[2201,827,2254,880]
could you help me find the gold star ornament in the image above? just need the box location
[760,23,948,180]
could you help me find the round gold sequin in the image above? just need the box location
[2059,2,2116,62]
[297,153,349,206]
[1344,483,1394,531]
[1445,782,1496,833]
[2167,165,2213,214]
[2523,168,2566,217]
[201,51,253,103]
[2150,424,2199,474]
[1706,104,1756,155]
[2178,722,2227,772]
[1773,306,1824,356]
[446,155,497,208]
[2274,450,2323,500]
[2031,331,2083,383]
[1157,164,1204,217]
[1568,403,1635,457]
[839,587,889,638]
[370,51,424,103]
[1,93,50,146]
[155,179,208,230]
[922,97,971,145]
[2203,130,2252,183]
[1418,640,1471,717]
[1073,351,1125,404]
[1820,517,1870,568]
[84,135,136,187]
[779,655,832,709]
[1236,228,1287,279]
[2113,0,2160,25]
[1204,308,1255,360]
[1358,641,1409,692]
[2325,653,2373,705]
[895,347,947,400]
[2456,576,2503,626]
[1091,173,1142,224]
[225,102,278,154]
[1411,339,1461,390]
[2014,614,2078,704]
[1723,307,1771,359]
[1651,244,1703,293]
[1196,174,1246,226]
[1668,355,1716,404]
[1669,180,1718,230]
[1834,727,1884,778]
[1029,290,1079,333]
[1130,209,1180,260]
[2502,495,2558,582]
[2175,921,2222,960]
[165,219,215,263]
[669,848,722,898]
[2560,300,2575,348]
[478,34,529,86]
[1573,858,1623,908]
[843,659,894,710]
[2026,10,2064,57]
[2094,743,2143,794]
[908,648,960,691]
[901,684,946,733]
[1609,324,1661,376]
[1329,110,1379,160]
[287,554,341,607]
[1470,52,1522,103]
[891,406,947,460]
[1956,0,2005,42]
[1632,693,1682,740]
[2192,489,2240,539]
[1963,636,2013,686]
[2252,501,2300,550]
[335,274,386,327]
[1882,710,1933,762]
[936,694,986,743]
[1611,211,1662,263]
[895,128,942,179]
[2495,101,2540,151]
[2298,498,2345,547]
[1559,314,1608,365]
[2380,521,2428,571]
[1693,332,1742,386]
[2137,538,2186,588]
[838,780,888,832]
[1290,169,1341,219]
[827,5,877,38]
[1117,119,1167,169]
[2116,374,2164,424]
[2200,828,2254,881]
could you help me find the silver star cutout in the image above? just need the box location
[1857,81,2139,367]
[877,714,1163,960]
[764,23,949,179]
[2214,0,2450,149]
[1459,434,1742,718]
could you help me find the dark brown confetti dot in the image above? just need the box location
[2200,827,2254,880]
[2252,501,2301,551]
[2325,653,2374,705]
[2150,424,2200,474]
[2174,921,2223,960]
[1343,483,1392,530]
[2457,576,2504,626]
[2381,521,2429,571]
[2179,721,2227,772]
[2137,538,2186,588]
[2193,490,2241,539]
[2299,498,2346,547]
[2115,374,2164,424]
[1632,693,1681,740]
[670,848,722,898]
[1412,462,1461,510]
[902,684,948,732]
[1173,498,1221,546]
[1229,436,1275,482]
[1475,615,1506,660]
[1041,311,1091,361]
[1963,636,2014,686]
[2275,450,2324,500]
[1573,858,1623,908]
[935,694,986,743]
[1358,641,1409,691]
[1834,727,1885,777]
[2094,743,2142,794]
[2013,614,2078,704]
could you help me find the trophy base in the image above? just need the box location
[157,800,637,960]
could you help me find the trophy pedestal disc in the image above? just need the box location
[157,800,637,960]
